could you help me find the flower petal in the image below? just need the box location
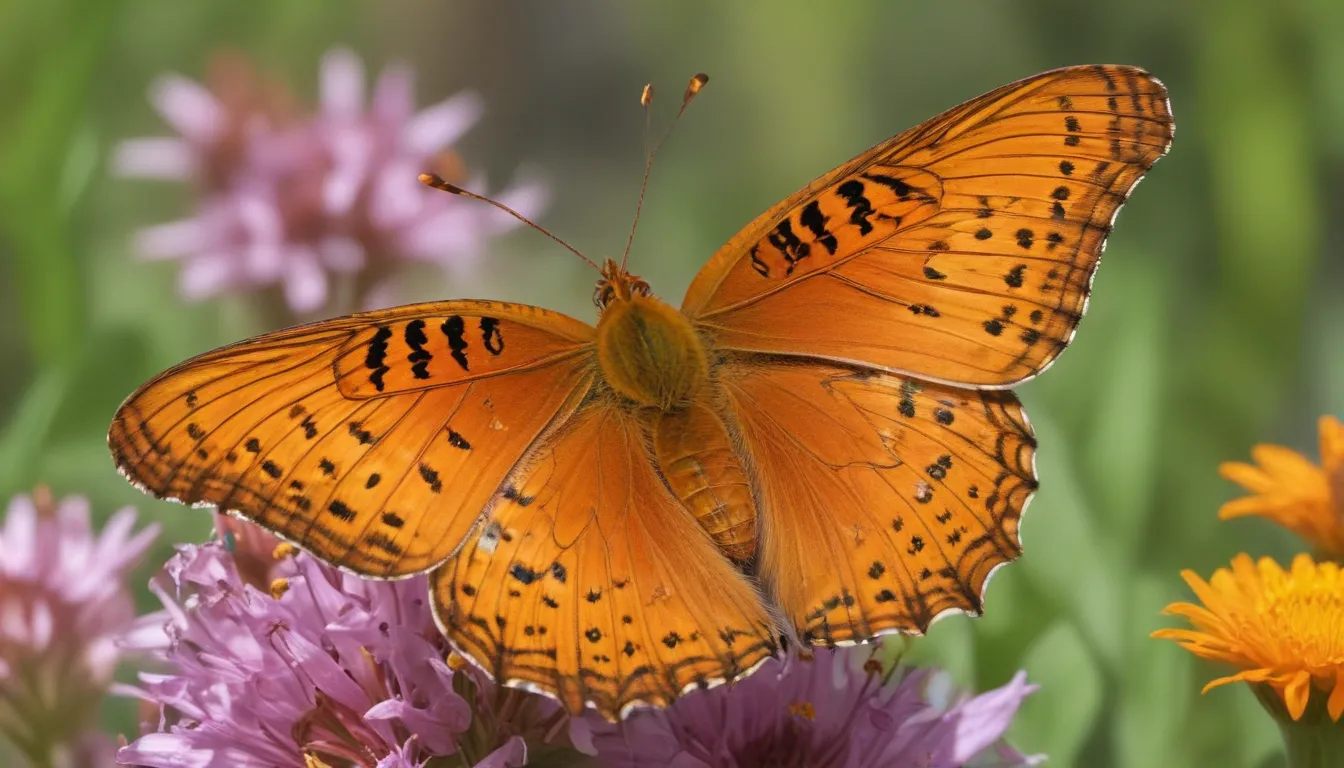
[149,75,225,144]
[283,250,329,313]
[1330,668,1344,722]
[473,735,527,768]
[403,92,483,157]
[320,47,366,118]
[1319,415,1344,471]
[941,671,1037,764]
[1219,461,1278,494]
[1283,671,1312,720]
[113,138,200,179]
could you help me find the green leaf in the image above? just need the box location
[0,365,70,497]
[1081,260,1167,563]
[1018,411,1125,667]
[1115,574,1194,768]
[1012,621,1103,766]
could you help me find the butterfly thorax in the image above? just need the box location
[594,260,708,411]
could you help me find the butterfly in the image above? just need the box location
[109,64,1173,720]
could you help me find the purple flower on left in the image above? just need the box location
[115,532,561,767]
[114,47,544,316]
[0,488,159,768]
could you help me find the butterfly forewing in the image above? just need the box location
[684,64,1173,387]
[109,300,595,577]
[432,402,779,720]
[721,359,1036,642]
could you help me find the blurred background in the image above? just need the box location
[1,1,1341,765]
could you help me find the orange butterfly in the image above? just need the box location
[109,65,1173,719]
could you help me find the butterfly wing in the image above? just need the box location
[683,65,1173,387]
[721,359,1036,642]
[431,400,780,720]
[109,300,595,577]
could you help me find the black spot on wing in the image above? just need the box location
[365,326,393,392]
[835,180,876,237]
[797,200,838,256]
[404,320,432,380]
[447,428,472,450]
[480,317,505,356]
[328,500,356,522]
[419,464,442,494]
[442,316,469,371]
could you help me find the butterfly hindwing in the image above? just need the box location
[685,64,1173,387]
[721,358,1036,643]
[109,300,595,577]
[431,401,780,720]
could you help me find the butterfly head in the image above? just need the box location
[594,258,652,310]
[593,258,707,410]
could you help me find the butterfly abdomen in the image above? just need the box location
[596,294,708,410]
[653,401,757,562]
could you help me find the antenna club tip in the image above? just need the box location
[419,172,464,195]
[640,84,654,107]
[686,73,708,97]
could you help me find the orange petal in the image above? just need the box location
[1289,553,1318,580]
[1219,461,1278,494]
[1330,668,1344,722]
[1318,559,1342,583]
[1217,495,1275,520]
[1319,415,1344,470]
[1182,569,1234,615]
[1251,445,1322,487]
[1226,554,1266,593]
[1253,555,1288,585]
[1283,671,1312,721]
[1159,604,1224,631]
[1203,667,1274,694]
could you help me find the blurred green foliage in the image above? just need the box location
[1,1,1341,765]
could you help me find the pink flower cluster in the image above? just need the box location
[114,48,543,315]
[115,538,549,767]
[0,490,158,768]
[575,645,1042,768]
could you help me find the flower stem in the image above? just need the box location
[1253,684,1344,768]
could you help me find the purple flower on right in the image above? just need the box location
[575,646,1042,768]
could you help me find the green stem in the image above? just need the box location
[1253,684,1344,768]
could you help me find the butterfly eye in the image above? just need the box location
[593,282,615,309]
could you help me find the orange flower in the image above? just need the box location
[1219,416,1344,557]
[1152,553,1344,721]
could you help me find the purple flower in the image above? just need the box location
[114,47,544,316]
[575,646,1042,768]
[117,534,569,767]
[0,488,158,767]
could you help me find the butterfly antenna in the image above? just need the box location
[620,73,708,271]
[418,173,603,274]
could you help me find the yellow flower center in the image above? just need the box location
[788,701,816,720]
[1248,571,1344,669]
